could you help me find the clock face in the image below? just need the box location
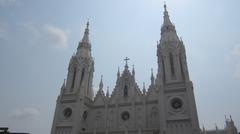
[121,111,130,121]
[171,98,183,110]
[63,108,72,119]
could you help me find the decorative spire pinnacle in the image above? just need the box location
[164,1,167,12]
[132,65,135,76]
[87,19,89,29]
[106,86,109,97]
[82,20,90,43]
[151,68,154,85]
[99,75,103,90]
[143,82,146,95]
[77,20,91,51]
[162,2,173,27]
[160,2,179,43]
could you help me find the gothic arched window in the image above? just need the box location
[179,55,185,80]
[124,85,128,97]
[169,53,175,77]
[71,67,77,89]
[80,68,85,86]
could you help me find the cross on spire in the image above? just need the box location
[124,57,130,65]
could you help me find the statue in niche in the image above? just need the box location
[150,107,159,127]
[95,111,102,129]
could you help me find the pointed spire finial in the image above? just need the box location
[99,75,103,90]
[164,1,167,11]
[106,86,110,97]
[151,68,154,85]
[143,82,146,95]
[81,20,90,43]
[132,65,135,76]
[87,19,89,29]
[161,1,175,31]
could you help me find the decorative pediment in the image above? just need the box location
[146,86,158,101]
[94,89,106,106]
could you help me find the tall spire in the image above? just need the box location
[163,2,173,27]
[78,20,91,51]
[82,20,90,43]
[160,2,179,43]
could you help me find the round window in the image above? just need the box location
[171,98,183,110]
[121,111,130,121]
[63,108,72,118]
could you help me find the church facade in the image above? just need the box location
[51,4,238,134]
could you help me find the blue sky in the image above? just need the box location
[0,0,240,134]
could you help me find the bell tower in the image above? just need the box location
[157,4,189,84]
[65,21,94,98]
[51,21,94,134]
[156,4,200,134]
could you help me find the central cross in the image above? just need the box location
[124,57,130,65]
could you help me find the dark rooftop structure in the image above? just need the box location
[0,127,29,134]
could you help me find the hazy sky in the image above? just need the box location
[0,0,240,134]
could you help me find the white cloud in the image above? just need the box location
[0,0,16,7]
[45,25,69,48]
[0,22,69,48]
[10,107,40,120]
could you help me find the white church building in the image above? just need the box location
[50,4,238,134]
